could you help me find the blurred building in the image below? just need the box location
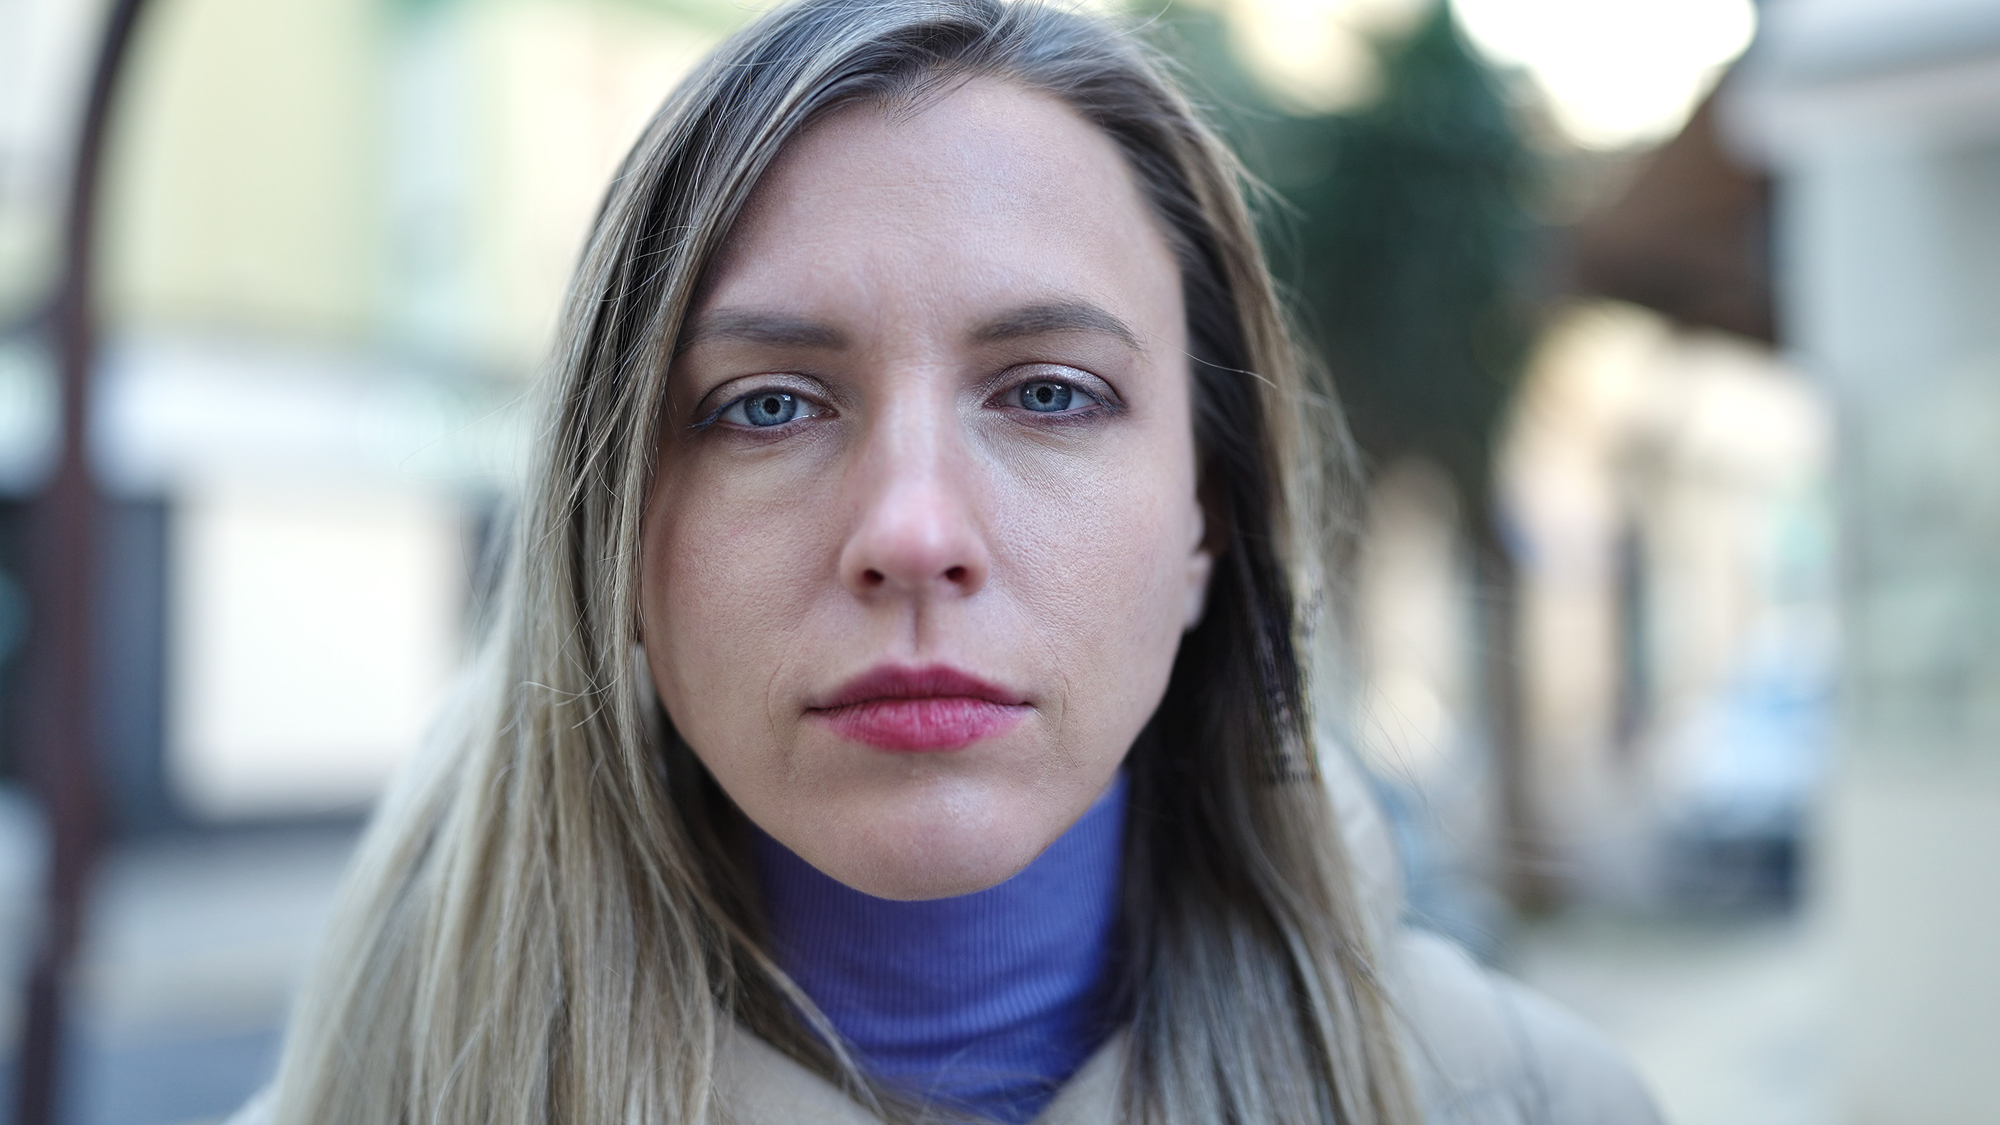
[1352,28,1835,931]
[1505,303,1832,903]
[3,1,758,1118]
[1,0,742,829]
[1731,1,2000,1121]
[1355,299,1834,914]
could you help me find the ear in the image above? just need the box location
[1183,506,1215,632]
[633,642,662,712]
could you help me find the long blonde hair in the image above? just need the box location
[267,2,1416,1122]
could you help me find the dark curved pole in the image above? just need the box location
[16,0,155,1121]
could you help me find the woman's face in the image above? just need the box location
[640,78,1211,900]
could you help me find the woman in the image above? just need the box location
[240,1,1661,1122]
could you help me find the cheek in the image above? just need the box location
[993,438,1202,709]
[639,458,840,750]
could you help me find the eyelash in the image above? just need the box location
[689,383,823,433]
[1001,372,1112,421]
[701,389,826,431]
[692,368,1115,434]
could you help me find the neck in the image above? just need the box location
[753,774,1128,1124]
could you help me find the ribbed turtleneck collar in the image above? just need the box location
[752,773,1128,1124]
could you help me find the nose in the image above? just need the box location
[837,412,990,600]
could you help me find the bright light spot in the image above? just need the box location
[1451,0,1757,149]
[1222,0,1430,114]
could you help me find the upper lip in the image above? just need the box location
[811,663,1027,710]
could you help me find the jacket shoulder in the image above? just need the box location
[220,1087,274,1125]
[717,1024,885,1125]
[1388,928,1664,1125]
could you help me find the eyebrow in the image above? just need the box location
[676,298,1144,356]
[973,300,1144,352]
[676,309,847,354]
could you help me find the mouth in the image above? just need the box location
[807,663,1030,752]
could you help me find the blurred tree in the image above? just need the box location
[1160,3,1553,910]
[1269,6,1535,508]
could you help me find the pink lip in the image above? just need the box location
[808,664,1029,752]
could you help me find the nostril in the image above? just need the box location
[862,569,886,587]
[944,565,967,584]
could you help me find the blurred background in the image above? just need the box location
[0,0,1992,1121]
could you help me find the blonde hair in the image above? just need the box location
[267,1,1416,1122]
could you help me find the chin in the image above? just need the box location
[800,780,1058,901]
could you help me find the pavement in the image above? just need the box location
[1508,907,1834,1125]
[0,810,1835,1125]
[0,819,358,1125]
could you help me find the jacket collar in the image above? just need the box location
[716,1023,1127,1125]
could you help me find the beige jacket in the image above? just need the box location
[711,926,1662,1125]
[227,751,1663,1124]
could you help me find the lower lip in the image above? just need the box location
[812,698,1028,752]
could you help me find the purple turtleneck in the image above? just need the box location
[752,773,1128,1124]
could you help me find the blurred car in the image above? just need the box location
[1655,617,1835,907]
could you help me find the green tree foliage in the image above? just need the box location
[1156,4,1554,905]
[1168,3,1540,514]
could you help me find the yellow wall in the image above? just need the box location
[105,0,385,343]
[468,0,716,372]
[97,0,736,368]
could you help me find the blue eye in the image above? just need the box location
[1019,381,1074,413]
[732,391,800,427]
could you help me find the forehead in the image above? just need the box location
[697,77,1183,343]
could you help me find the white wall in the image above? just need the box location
[167,485,465,820]
[1738,8,2000,1119]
